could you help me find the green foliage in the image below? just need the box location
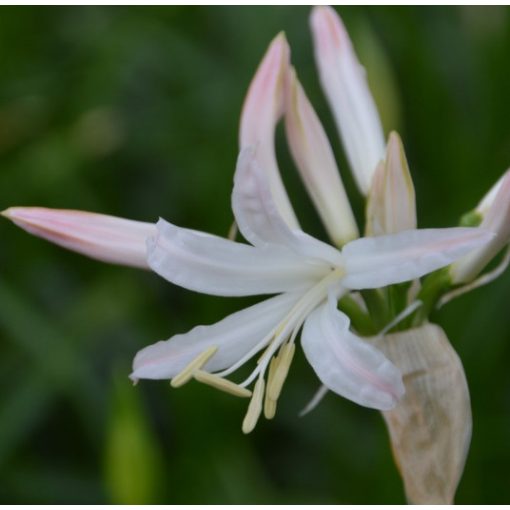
[104,372,163,504]
[0,6,510,504]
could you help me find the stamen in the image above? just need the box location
[375,300,423,338]
[267,343,295,401]
[215,328,276,378]
[299,384,329,417]
[227,220,238,241]
[438,246,510,308]
[170,346,218,388]
[242,377,265,434]
[266,355,278,390]
[194,370,252,398]
[264,356,278,419]
[237,270,346,391]
[264,396,277,420]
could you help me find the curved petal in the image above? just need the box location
[301,294,404,410]
[285,67,359,247]
[452,171,510,283]
[232,148,344,268]
[147,217,330,297]
[131,292,301,380]
[239,32,299,229]
[341,227,494,289]
[2,207,155,269]
[476,168,510,217]
[310,6,385,194]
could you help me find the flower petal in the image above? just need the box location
[2,207,155,269]
[239,32,299,229]
[451,170,510,283]
[476,168,510,217]
[341,227,494,289]
[365,132,417,236]
[232,148,344,267]
[310,6,385,194]
[131,292,301,380]
[147,217,330,297]
[301,293,404,410]
[285,67,359,247]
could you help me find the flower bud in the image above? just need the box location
[285,67,358,246]
[365,131,416,236]
[451,169,510,283]
[310,6,385,195]
[2,207,155,269]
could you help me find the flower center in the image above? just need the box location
[168,266,345,432]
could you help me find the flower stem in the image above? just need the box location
[411,268,451,326]
[361,288,390,331]
[338,294,376,336]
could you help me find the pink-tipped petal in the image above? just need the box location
[310,6,385,194]
[301,292,404,410]
[342,227,494,289]
[476,169,510,217]
[366,132,417,236]
[239,33,299,228]
[131,291,301,380]
[285,67,359,246]
[3,207,155,269]
[452,171,510,283]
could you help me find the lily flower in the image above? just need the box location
[130,147,491,433]
[1,18,493,434]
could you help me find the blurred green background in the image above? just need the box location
[0,5,509,504]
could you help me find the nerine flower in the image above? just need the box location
[130,148,488,432]
[1,7,495,435]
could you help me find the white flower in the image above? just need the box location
[0,8,494,435]
[130,148,490,432]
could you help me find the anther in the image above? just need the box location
[242,377,265,434]
[264,357,278,419]
[267,343,295,401]
[264,395,277,420]
[194,370,252,398]
[170,346,218,388]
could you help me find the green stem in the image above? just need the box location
[411,268,451,326]
[387,283,411,332]
[361,288,390,331]
[338,294,376,336]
